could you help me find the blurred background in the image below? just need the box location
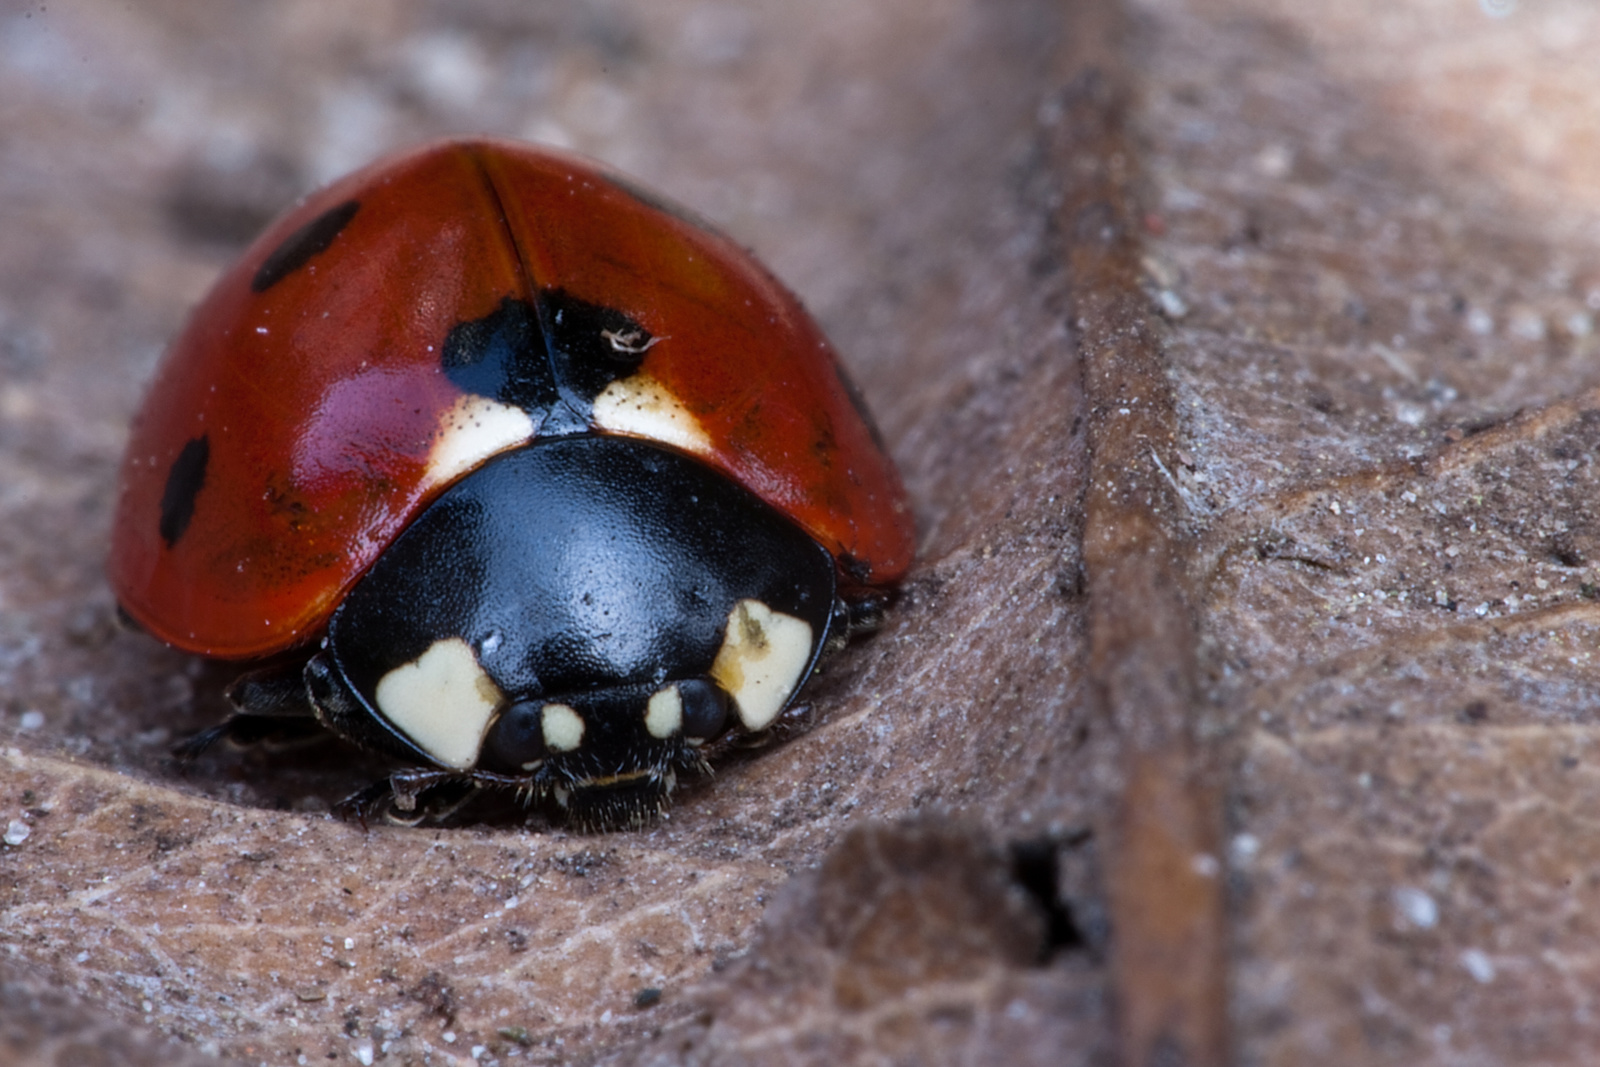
[6,2,1600,1065]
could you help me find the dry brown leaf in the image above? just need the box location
[5,0,1599,1063]
[1,1,1098,1064]
[1137,0,1600,1063]
[0,958,229,1067]
[593,820,1108,1066]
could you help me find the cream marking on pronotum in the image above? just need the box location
[540,703,585,753]
[374,637,503,769]
[591,372,712,456]
[424,393,536,490]
[644,685,684,739]
[710,599,814,732]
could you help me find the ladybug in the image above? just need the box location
[110,139,913,829]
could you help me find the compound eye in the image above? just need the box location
[678,679,730,742]
[482,700,552,770]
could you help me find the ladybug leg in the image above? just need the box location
[333,768,464,828]
[384,768,531,817]
[395,768,540,821]
[334,768,539,828]
[333,778,401,830]
[226,658,318,716]
[815,591,889,664]
[386,766,456,813]
[173,657,322,759]
[844,592,890,637]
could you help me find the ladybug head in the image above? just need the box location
[477,679,733,828]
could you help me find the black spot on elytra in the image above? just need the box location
[250,199,360,293]
[159,435,210,547]
[441,297,560,414]
[439,292,653,435]
[540,289,653,405]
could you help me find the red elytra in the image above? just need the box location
[111,139,913,660]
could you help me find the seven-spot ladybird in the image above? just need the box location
[110,139,913,829]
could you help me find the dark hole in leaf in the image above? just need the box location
[1010,835,1088,961]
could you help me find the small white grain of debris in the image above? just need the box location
[1254,143,1293,178]
[1157,289,1189,318]
[1510,309,1547,342]
[1460,948,1496,983]
[1372,343,1420,384]
[1191,853,1220,878]
[1230,834,1260,862]
[1393,886,1438,929]
[3,820,29,846]
[353,1041,375,1066]
[18,710,43,731]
